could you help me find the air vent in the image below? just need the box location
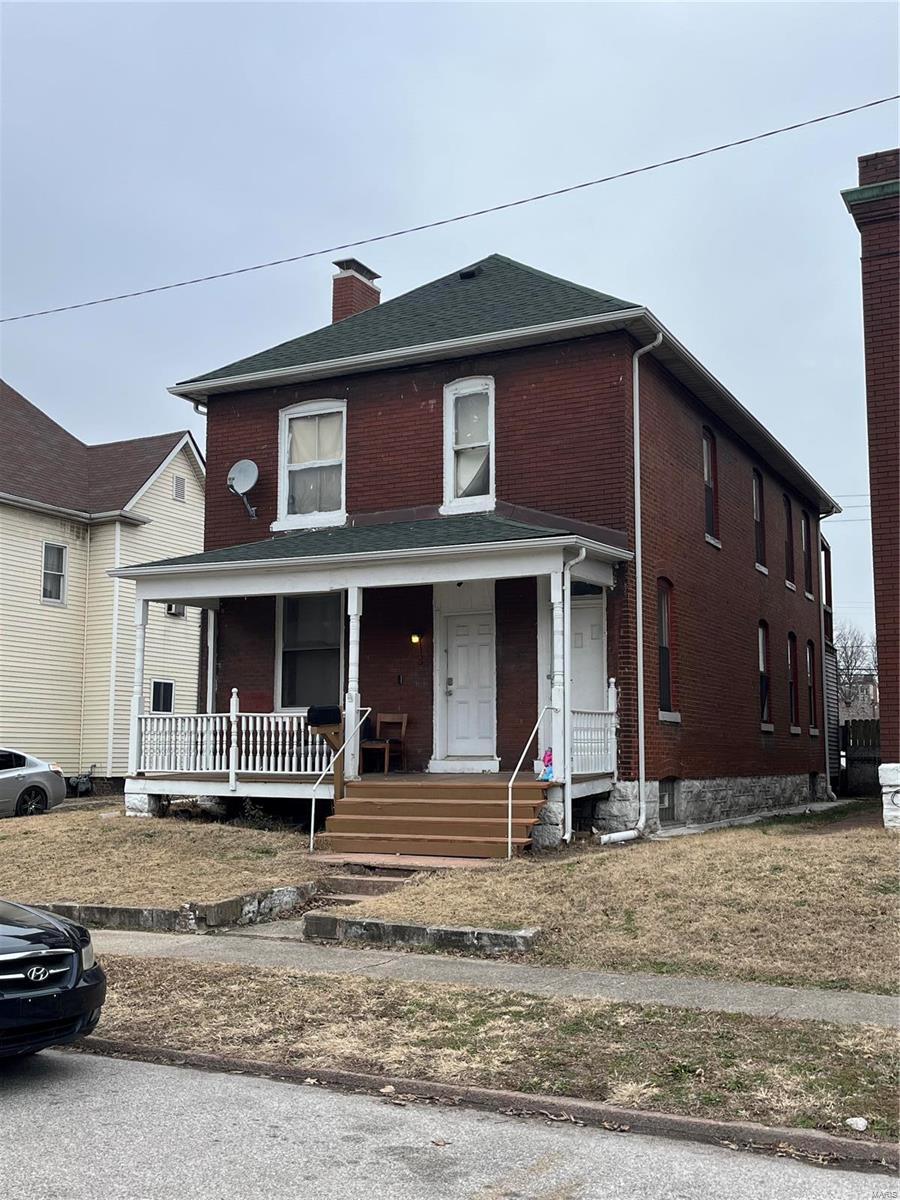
[172,474,186,502]
[458,266,483,280]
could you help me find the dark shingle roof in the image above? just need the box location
[129,511,622,572]
[181,254,637,386]
[1,379,193,514]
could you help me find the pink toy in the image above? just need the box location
[539,748,553,782]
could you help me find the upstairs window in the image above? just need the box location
[801,511,814,596]
[752,470,766,567]
[277,400,346,529]
[280,593,342,710]
[441,377,495,513]
[657,578,673,712]
[758,621,771,724]
[822,538,834,643]
[783,495,795,584]
[788,632,799,728]
[702,428,719,540]
[806,640,817,727]
[41,542,67,605]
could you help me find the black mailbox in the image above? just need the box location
[307,705,342,728]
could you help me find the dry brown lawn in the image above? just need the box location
[345,823,900,994]
[0,809,325,906]
[94,955,899,1141]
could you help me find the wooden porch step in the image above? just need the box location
[334,798,545,820]
[326,814,537,839]
[322,832,531,859]
[346,779,549,802]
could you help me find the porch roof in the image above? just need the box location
[114,509,630,577]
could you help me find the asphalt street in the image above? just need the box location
[0,1051,893,1200]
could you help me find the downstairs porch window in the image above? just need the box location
[280,594,342,709]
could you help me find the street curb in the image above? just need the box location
[302,911,539,954]
[70,1037,898,1175]
[39,883,319,934]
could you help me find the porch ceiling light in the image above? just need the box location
[409,633,422,645]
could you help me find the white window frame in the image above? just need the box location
[150,679,176,714]
[440,376,496,515]
[41,541,68,607]
[273,399,347,532]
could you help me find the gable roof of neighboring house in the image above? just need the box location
[0,379,204,521]
[169,253,838,517]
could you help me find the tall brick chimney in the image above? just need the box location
[842,148,900,826]
[332,259,381,323]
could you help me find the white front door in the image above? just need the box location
[445,612,496,757]
[571,602,606,710]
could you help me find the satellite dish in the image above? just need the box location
[227,459,259,519]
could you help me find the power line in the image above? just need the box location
[828,518,872,523]
[2,93,897,324]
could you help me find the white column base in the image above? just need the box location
[879,763,900,829]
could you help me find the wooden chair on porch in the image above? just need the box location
[360,713,408,775]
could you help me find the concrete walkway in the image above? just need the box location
[92,925,899,1029]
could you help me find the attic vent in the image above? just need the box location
[172,474,186,502]
[458,266,483,280]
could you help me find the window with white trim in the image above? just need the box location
[441,377,495,513]
[276,400,346,529]
[151,680,175,713]
[41,542,67,604]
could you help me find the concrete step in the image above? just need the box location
[322,832,531,859]
[327,814,536,839]
[320,873,407,897]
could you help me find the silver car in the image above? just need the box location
[0,749,67,817]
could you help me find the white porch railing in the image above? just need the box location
[138,689,333,787]
[571,681,618,776]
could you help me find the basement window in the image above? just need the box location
[441,377,495,514]
[658,778,678,824]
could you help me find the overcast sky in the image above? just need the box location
[1,2,897,635]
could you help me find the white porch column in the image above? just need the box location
[127,597,149,775]
[550,572,566,782]
[344,585,363,779]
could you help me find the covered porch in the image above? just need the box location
[115,510,630,854]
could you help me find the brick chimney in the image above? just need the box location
[332,259,381,323]
[842,147,900,824]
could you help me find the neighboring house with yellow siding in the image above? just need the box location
[0,381,204,782]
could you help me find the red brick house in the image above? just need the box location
[116,254,838,855]
[843,148,900,827]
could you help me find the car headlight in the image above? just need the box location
[81,938,95,972]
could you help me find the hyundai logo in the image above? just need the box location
[26,965,50,983]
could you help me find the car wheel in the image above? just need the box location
[16,786,48,816]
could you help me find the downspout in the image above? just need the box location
[562,545,586,841]
[601,331,664,845]
[192,401,207,417]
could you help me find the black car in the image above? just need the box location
[0,900,106,1058]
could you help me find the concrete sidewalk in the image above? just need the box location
[92,925,899,1029]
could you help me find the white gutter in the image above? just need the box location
[110,532,633,580]
[0,493,148,526]
[601,332,663,846]
[169,310,648,400]
[562,546,586,841]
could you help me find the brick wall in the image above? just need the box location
[495,578,538,768]
[613,351,827,783]
[358,586,434,771]
[203,333,634,550]
[215,596,276,713]
[847,149,899,764]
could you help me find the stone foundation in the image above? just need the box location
[593,772,828,834]
[880,763,900,830]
